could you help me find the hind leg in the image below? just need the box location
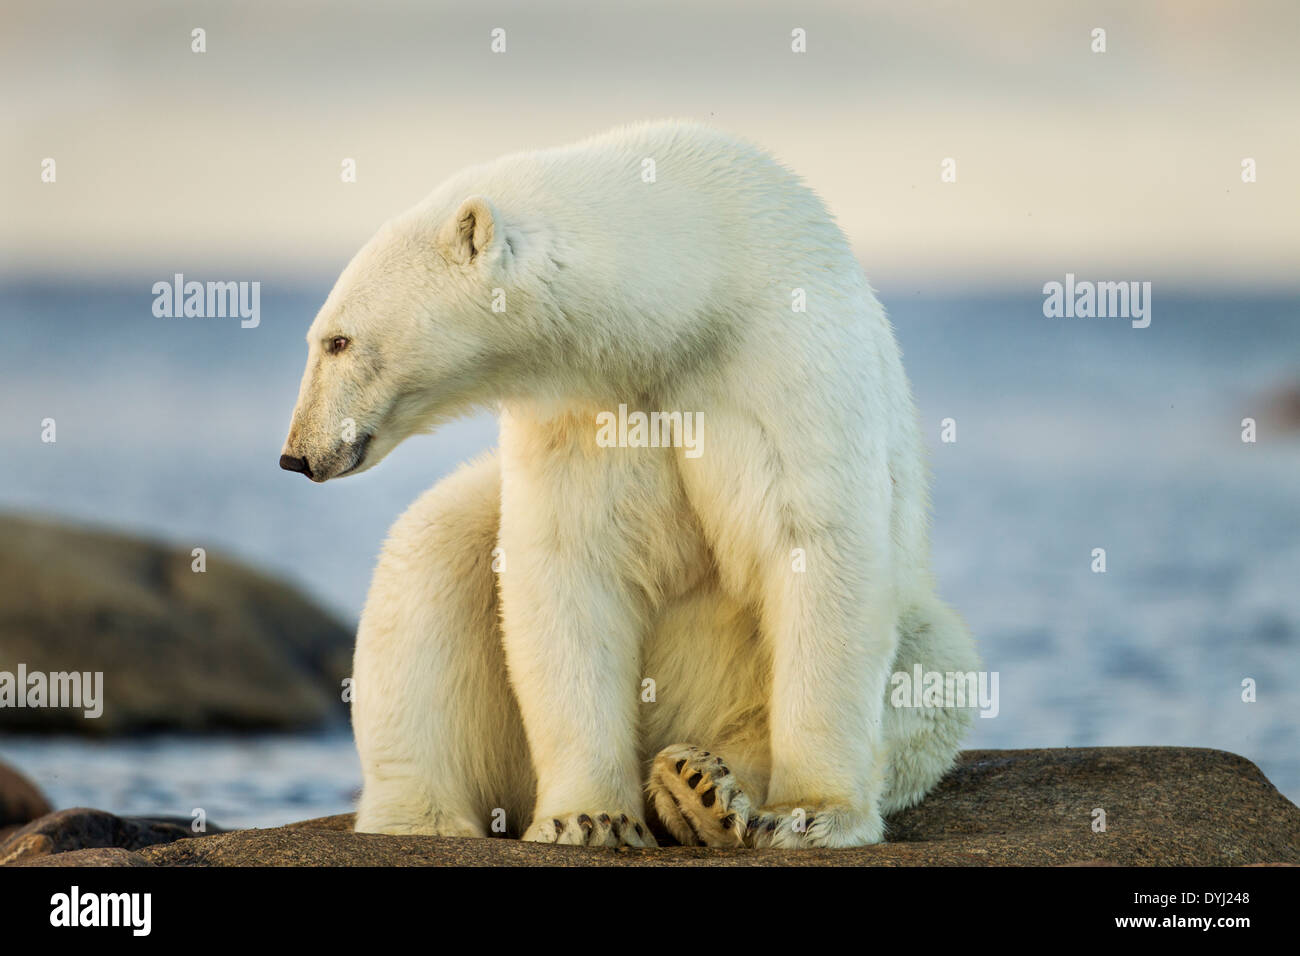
[879,598,980,816]
[641,584,773,845]
[643,580,905,848]
[352,454,535,836]
[644,593,978,845]
[649,744,753,845]
[649,744,860,848]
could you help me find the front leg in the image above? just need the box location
[756,533,895,847]
[497,408,657,847]
[679,407,896,848]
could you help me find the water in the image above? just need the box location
[0,731,359,830]
[1,277,1297,826]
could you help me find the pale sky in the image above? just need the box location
[3,0,1297,285]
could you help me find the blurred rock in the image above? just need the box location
[0,808,213,865]
[0,760,52,835]
[8,747,1297,866]
[0,513,353,734]
[1260,380,1300,432]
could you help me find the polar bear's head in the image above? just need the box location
[279,196,523,482]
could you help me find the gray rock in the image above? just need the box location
[0,807,215,865]
[0,760,51,831]
[18,847,155,867]
[7,747,1296,866]
[0,513,352,734]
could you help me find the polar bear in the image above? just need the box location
[279,121,979,848]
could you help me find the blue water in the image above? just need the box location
[1,276,1297,826]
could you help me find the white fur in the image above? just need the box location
[282,121,979,847]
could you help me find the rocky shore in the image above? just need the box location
[3,747,1297,866]
[0,514,352,734]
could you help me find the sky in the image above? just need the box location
[2,0,1298,288]
[2,1,1298,805]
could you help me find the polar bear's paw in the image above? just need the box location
[648,744,886,849]
[523,811,657,847]
[746,804,884,849]
[647,744,752,847]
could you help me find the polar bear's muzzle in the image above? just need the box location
[278,431,372,482]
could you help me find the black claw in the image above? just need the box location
[598,813,612,825]
[552,818,564,833]
[687,772,703,789]
[720,813,737,830]
[765,819,777,832]
[577,814,594,831]
[700,787,716,807]
[634,823,645,837]
[675,759,686,774]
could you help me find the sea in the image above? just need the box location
[1,276,1296,827]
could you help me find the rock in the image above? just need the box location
[282,813,355,832]
[1262,380,1300,431]
[0,808,214,865]
[6,747,1295,866]
[0,513,353,734]
[0,760,51,831]
[17,847,156,867]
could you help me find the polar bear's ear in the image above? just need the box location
[438,196,497,265]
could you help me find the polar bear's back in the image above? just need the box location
[486,120,832,221]
[418,121,865,323]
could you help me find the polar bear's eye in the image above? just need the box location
[327,336,350,354]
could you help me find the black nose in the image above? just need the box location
[279,454,313,479]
